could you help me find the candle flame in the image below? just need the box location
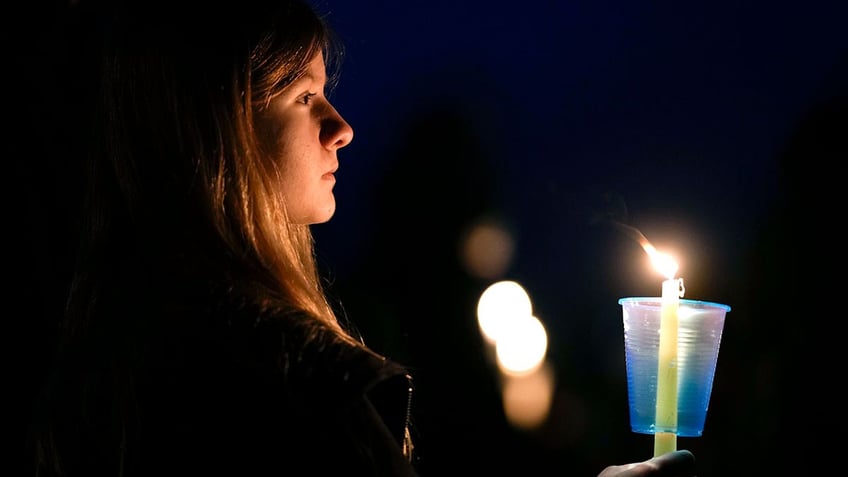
[643,243,678,280]
[607,221,678,279]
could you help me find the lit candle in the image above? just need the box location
[654,276,681,456]
[638,239,682,456]
[608,222,683,455]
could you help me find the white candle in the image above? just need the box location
[654,277,680,456]
[616,223,682,456]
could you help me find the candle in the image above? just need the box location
[640,240,681,456]
[608,221,683,455]
[654,277,680,456]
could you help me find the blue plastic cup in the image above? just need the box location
[618,297,730,436]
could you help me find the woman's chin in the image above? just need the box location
[303,202,336,225]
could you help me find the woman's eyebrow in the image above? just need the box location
[289,72,324,91]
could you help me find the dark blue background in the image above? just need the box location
[309,1,847,475]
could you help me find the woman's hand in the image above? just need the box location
[597,450,696,477]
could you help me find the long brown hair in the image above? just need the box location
[63,0,352,343]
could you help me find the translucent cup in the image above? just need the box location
[618,297,730,437]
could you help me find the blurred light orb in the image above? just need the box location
[477,280,532,343]
[501,363,555,430]
[460,218,514,279]
[495,314,547,376]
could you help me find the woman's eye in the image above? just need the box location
[299,92,317,105]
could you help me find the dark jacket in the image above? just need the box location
[30,277,418,476]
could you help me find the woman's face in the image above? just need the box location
[256,52,354,224]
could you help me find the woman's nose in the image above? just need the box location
[322,105,353,150]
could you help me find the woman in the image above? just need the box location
[29,0,415,474]
[27,0,695,475]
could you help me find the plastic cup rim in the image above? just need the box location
[617,296,731,312]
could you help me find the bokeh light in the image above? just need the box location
[460,217,514,280]
[476,280,532,344]
[495,314,547,376]
[501,363,555,431]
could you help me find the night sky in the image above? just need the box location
[311,1,846,475]
[319,0,845,291]
[15,1,847,475]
